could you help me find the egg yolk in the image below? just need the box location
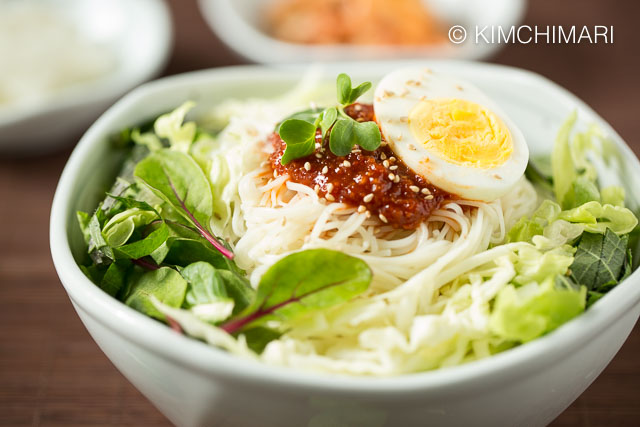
[408,98,513,168]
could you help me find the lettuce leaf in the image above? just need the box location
[154,101,197,153]
[557,201,637,234]
[490,241,585,343]
[551,112,603,210]
[508,199,636,244]
[489,277,586,343]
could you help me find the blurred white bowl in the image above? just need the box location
[197,0,526,63]
[51,61,640,427]
[0,0,172,154]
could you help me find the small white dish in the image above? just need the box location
[0,0,172,154]
[51,61,640,427]
[197,0,527,64]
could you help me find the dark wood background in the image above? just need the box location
[1,0,639,425]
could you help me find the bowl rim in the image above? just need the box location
[196,0,527,63]
[0,0,173,128]
[50,60,640,395]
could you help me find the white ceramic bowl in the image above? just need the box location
[197,0,526,63]
[50,61,640,427]
[0,0,172,154]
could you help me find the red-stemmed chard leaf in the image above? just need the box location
[220,249,371,334]
[134,149,233,259]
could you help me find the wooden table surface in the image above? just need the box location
[1,0,639,425]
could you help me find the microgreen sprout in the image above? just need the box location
[279,73,381,164]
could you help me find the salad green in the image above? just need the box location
[77,99,373,352]
[76,79,638,371]
[278,73,382,164]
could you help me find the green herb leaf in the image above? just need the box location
[570,229,629,291]
[279,119,317,165]
[220,249,372,333]
[329,119,355,156]
[100,261,131,297]
[242,327,282,353]
[125,267,188,320]
[281,141,315,165]
[106,194,160,216]
[319,107,338,137]
[279,119,317,145]
[114,222,169,260]
[77,211,92,246]
[217,270,254,315]
[88,210,113,261]
[275,108,322,133]
[353,121,381,151]
[135,149,212,227]
[134,149,233,259]
[336,73,352,105]
[102,208,158,248]
[348,81,372,104]
[181,262,235,323]
[182,262,228,307]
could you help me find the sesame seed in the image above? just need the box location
[394,175,400,183]
[363,193,374,203]
[365,211,371,218]
[493,174,503,180]
[380,153,387,160]
[380,140,388,147]
[327,183,334,192]
[410,185,420,193]
[315,142,321,149]
[426,195,434,200]
[354,104,362,111]
[304,162,311,171]
[319,198,326,204]
[389,165,398,170]
[273,170,278,178]
[357,205,366,213]
[343,160,351,167]
[389,157,397,163]
[379,213,388,223]
[326,194,335,202]
[383,89,395,97]
[388,173,395,181]
[315,153,323,159]
[421,188,431,195]
[322,166,328,174]
[314,184,320,193]
[383,160,390,168]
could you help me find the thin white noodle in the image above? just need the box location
[204,96,538,375]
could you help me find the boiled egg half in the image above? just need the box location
[373,67,528,201]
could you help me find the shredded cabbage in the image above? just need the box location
[125,92,635,376]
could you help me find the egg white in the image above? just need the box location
[373,67,529,201]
